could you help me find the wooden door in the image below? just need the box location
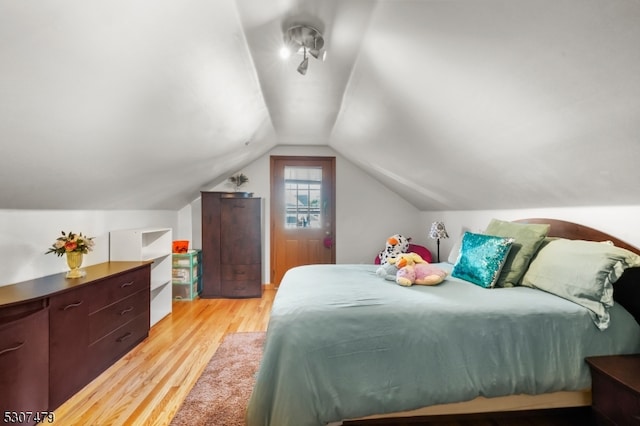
[271,156,336,285]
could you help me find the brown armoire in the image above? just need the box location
[200,191,262,298]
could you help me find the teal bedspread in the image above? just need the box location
[246,264,640,426]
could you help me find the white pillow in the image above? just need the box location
[447,226,470,264]
[521,239,640,330]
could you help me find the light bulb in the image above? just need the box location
[279,46,291,60]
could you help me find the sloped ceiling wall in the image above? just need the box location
[1,0,638,211]
[331,0,640,210]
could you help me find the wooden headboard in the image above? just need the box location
[514,218,640,256]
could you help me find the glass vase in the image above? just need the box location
[66,251,84,278]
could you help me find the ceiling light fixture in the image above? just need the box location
[297,48,309,75]
[282,24,326,75]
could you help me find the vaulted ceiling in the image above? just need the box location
[1,0,639,210]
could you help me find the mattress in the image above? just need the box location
[246,263,640,426]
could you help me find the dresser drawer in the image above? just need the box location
[89,267,150,312]
[89,313,149,376]
[591,367,640,425]
[49,285,92,410]
[0,305,48,366]
[221,280,262,298]
[50,284,91,316]
[221,264,261,281]
[89,290,149,344]
[0,306,49,417]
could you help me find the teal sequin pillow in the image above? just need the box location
[452,232,515,288]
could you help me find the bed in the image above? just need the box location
[246,219,640,426]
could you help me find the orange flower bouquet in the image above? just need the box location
[45,231,95,257]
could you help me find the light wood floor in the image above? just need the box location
[53,288,276,426]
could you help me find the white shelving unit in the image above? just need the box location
[109,227,173,327]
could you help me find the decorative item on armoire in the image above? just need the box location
[428,221,449,263]
[45,230,95,278]
[228,173,249,191]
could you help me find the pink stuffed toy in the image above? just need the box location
[393,253,448,286]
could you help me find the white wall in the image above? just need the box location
[4,176,638,289]
[421,206,640,264]
[0,209,178,286]
[191,145,423,283]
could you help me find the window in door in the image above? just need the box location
[284,166,322,229]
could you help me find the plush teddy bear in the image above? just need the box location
[376,262,398,281]
[375,234,411,280]
[377,234,410,266]
[392,252,448,287]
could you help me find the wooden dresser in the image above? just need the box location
[0,262,151,422]
[201,191,262,298]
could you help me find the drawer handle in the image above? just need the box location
[120,281,134,288]
[63,301,83,310]
[116,332,132,342]
[119,306,134,316]
[233,204,246,208]
[0,342,25,356]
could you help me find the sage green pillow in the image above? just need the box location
[484,219,550,287]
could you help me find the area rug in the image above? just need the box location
[170,332,265,426]
[171,332,592,426]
